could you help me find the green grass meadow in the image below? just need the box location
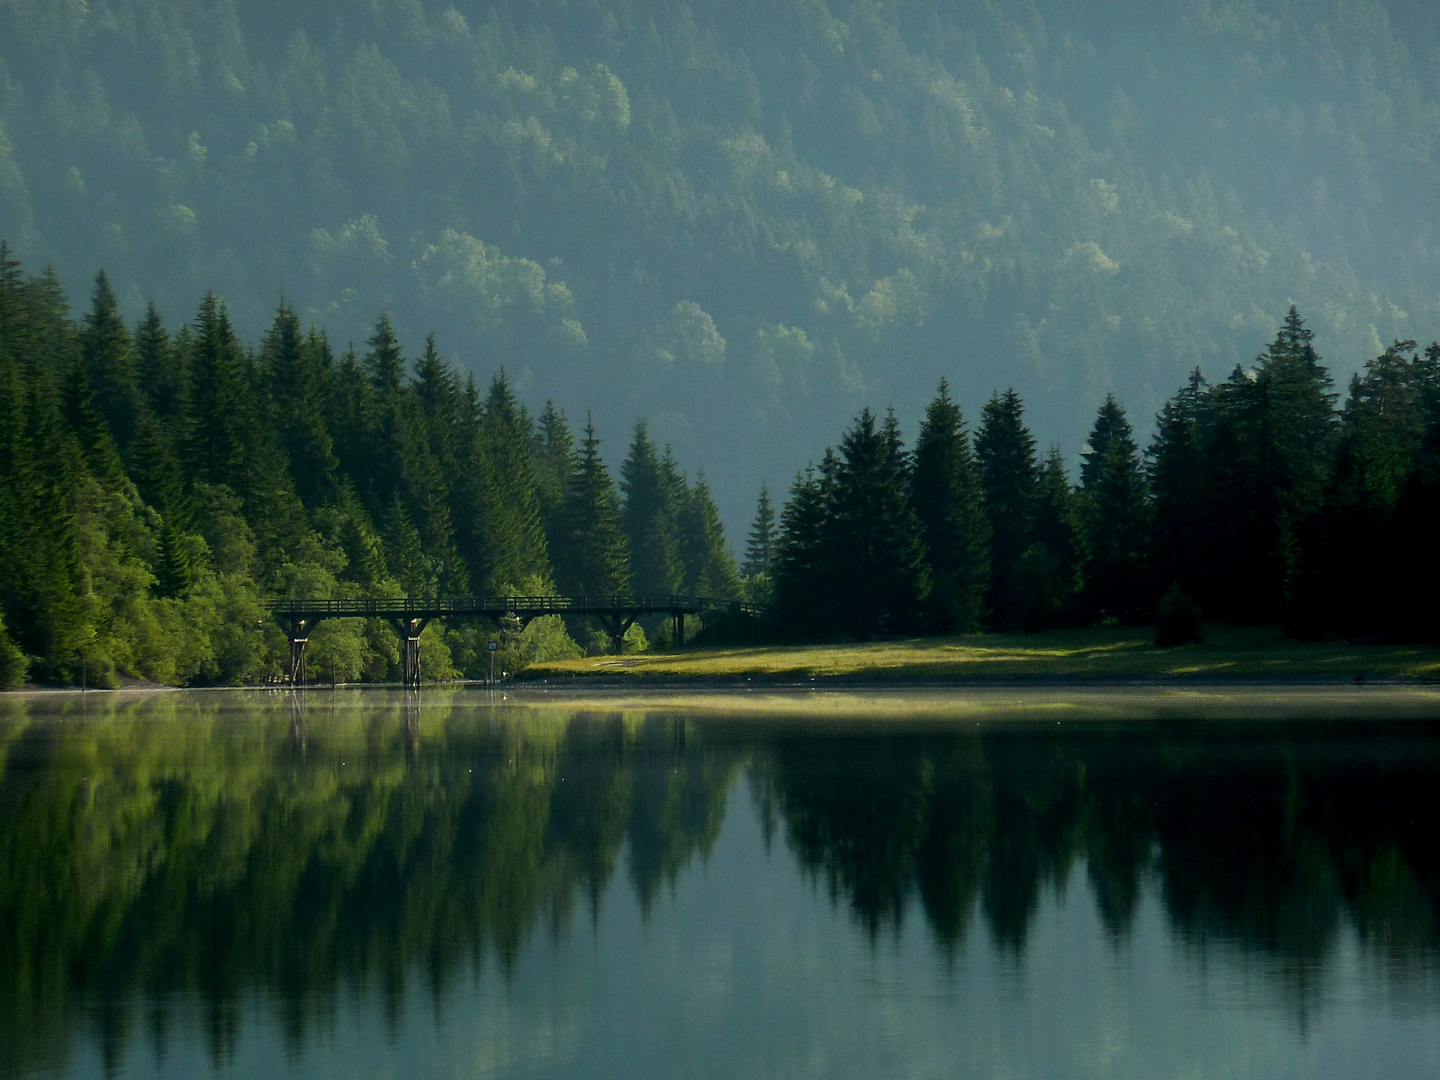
[524,625,1440,683]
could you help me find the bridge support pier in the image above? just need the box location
[675,612,685,648]
[279,617,312,688]
[597,612,637,655]
[389,617,431,687]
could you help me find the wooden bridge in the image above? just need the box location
[272,594,761,686]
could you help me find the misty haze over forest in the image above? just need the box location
[3,0,1440,524]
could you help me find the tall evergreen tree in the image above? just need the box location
[975,389,1037,630]
[80,270,143,457]
[1198,309,1337,622]
[772,462,832,636]
[553,417,630,597]
[1009,448,1083,631]
[133,302,183,425]
[678,473,740,598]
[1147,369,1207,602]
[533,399,576,548]
[262,302,338,508]
[621,421,682,596]
[910,379,988,632]
[185,293,251,492]
[359,313,408,518]
[1079,398,1150,622]
[743,483,775,579]
[1291,341,1421,637]
[824,408,929,636]
[473,370,550,590]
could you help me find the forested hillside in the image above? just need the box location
[2,0,1438,524]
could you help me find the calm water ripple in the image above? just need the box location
[1,687,1438,1078]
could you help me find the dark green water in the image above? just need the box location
[2,688,1439,1079]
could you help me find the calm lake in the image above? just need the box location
[2,686,1439,1079]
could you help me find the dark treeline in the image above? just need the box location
[764,307,1440,641]
[0,251,738,687]
[3,700,1437,1070]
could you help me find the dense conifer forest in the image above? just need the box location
[3,0,1440,526]
[3,248,1439,688]
[0,250,739,687]
[767,307,1440,643]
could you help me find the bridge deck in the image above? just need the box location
[272,594,758,622]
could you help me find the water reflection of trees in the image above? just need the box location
[0,694,738,1073]
[757,725,1440,969]
[3,700,1439,1072]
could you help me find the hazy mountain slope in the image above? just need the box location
[2,0,1437,526]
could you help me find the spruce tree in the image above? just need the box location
[679,473,740,598]
[975,389,1037,630]
[1294,341,1422,636]
[825,408,929,636]
[80,270,143,457]
[1010,448,1082,631]
[910,379,988,632]
[1198,309,1337,622]
[1079,398,1150,622]
[1147,369,1207,604]
[133,302,183,424]
[743,483,775,579]
[262,302,338,508]
[533,400,576,549]
[474,370,550,590]
[553,417,630,597]
[621,421,682,596]
[360,313,407,518]
[185,293,250,492]
[772,464,831,636]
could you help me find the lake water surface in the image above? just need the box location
[2,686,1439,1079]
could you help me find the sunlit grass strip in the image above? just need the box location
[524,625,1440,682]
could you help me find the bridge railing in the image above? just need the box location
[270,595,769,618]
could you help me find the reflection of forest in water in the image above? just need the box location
[1,694,1438,1073]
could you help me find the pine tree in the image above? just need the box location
[1010,448,1083,631]
[263,303,339,508]
[910,379,989,632]
[133,302,183,424]
[1148,369,1207,604]
[772,463,831,636]
[621,421,682,596]
[384,496,434,597]
[825,408,929,636]
[360,313,408,518]
[533,399,576,546]
[1197,309,1338,622]
[1079,398,1150,622]
[553,417,630,597]
[474,369,550,589]
[679,472,740,598]
[1293,341,1422,637]
[975,389,1037,630]
[129,411,189,526]
[80,270,143,457]
[1389,340,1440,640]
[185,293,250,491]
[743,483,775,579]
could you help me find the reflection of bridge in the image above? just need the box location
[272,595,762,686]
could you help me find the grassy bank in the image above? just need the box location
[521,626,1440,683]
